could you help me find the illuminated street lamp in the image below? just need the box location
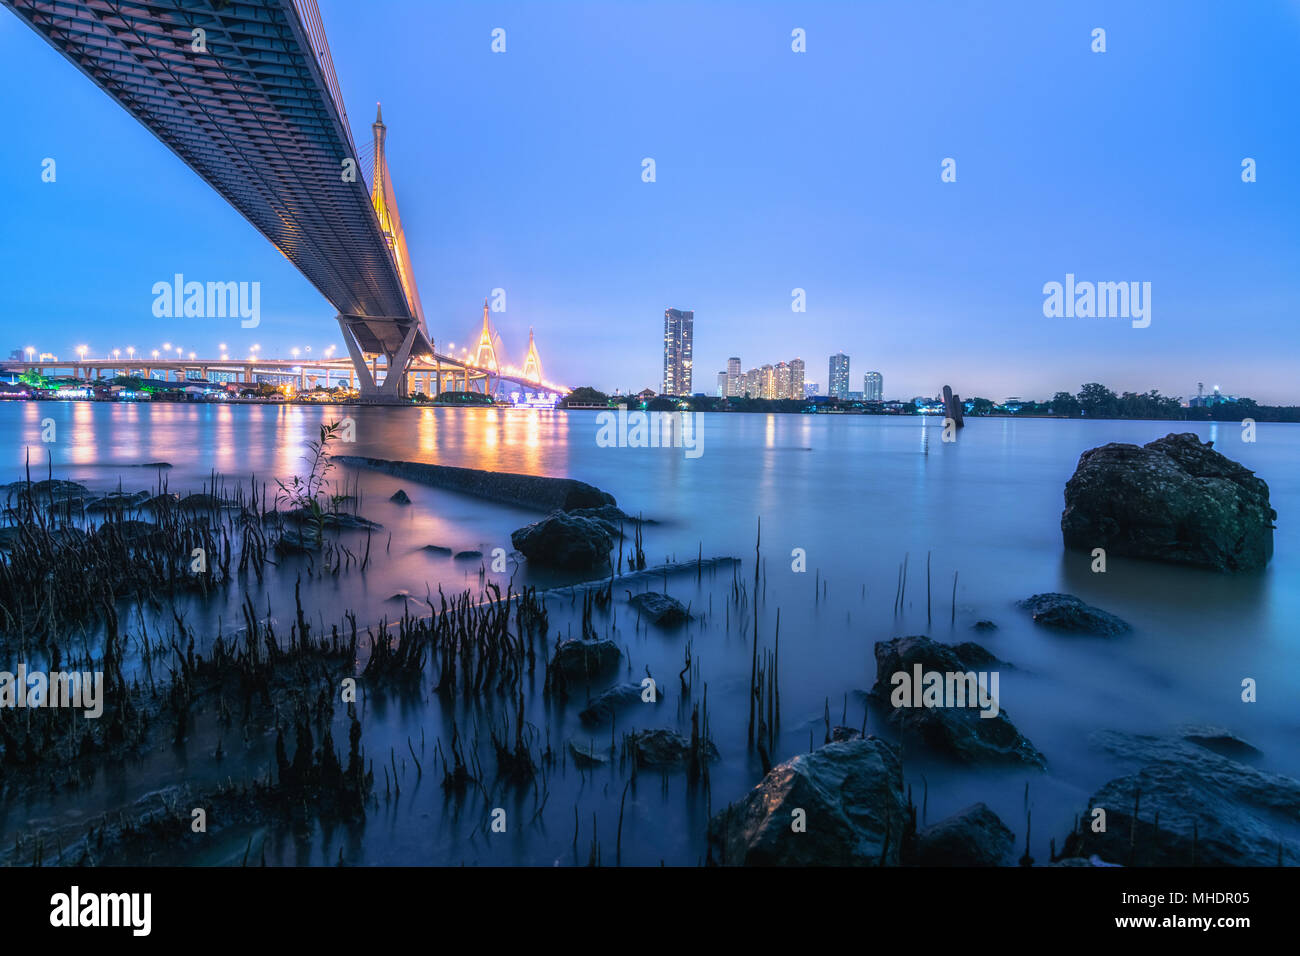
[291,347,300,359]
[113,349,121,360]
[127,347,135,359]
[163,342,171,351]
[77,345,87,360]
[152,349,160,359]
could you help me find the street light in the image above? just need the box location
[113,349,121,360]
[77,345,87,359]
[152,349,160,359]
[127,347,134,359]
[163,342,171,351]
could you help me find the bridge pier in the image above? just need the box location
[337,314,423,403]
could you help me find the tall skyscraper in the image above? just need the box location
[864,371,883,401]
[744,368,761,397]
[760,364,775,400]
[716,371,727,397]
[726,357,741,397]
[661,308,693,395]
[790,358,805,399]
[774,362,792,400]
[829,352,850,400]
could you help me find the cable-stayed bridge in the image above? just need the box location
[3,0,560,400]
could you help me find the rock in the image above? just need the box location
[280,507,379,530]
[320,512,379,530]
[549,639,620,683]
[386,590,412,602]
[707,738,906,866]
[579,681,661,726]
[275,528,319,555]
[628,591,692,627]
[1061,432,1275,572]
[4,479,90,506]
[567,739,611,767]
[389,489,411,504]
[86,490,151,512]
[177,493,230,512]
[421,544,453,555]
[453,550,482,561]
[96,519,164,547]
[143,493,180,512]
[973,620,998,632]
[566,505,652,537]
[829,726,862,743]
[1177,725,1262,759]
[626,729,719,770]
[869,636,1045,767]
[906,803,1014,866]
[1065,732,1300,866]
[511,511,612,570]
[1018,593,1130,636]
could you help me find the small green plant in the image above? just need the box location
[276,421,343,545]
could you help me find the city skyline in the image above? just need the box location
[3,1,1298,402]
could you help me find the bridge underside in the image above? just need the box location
[4,0,431,400]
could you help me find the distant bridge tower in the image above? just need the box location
[473,299,499,371]
[371,105,391,238]
[522,327,542,383]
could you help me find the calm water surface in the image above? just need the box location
[2,402,1297,865]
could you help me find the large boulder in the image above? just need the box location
[1061,432,1275,572]
[906,802,1015,866]
[1062,731,1300,866]
[869,636,1045,768]
[1018,593,1130,637]
[708,737,907,866]
[511,511,612,569]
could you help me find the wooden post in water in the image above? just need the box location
[942,385,965,428]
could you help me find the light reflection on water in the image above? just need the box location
[1,402,1298,865]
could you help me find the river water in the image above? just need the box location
[2,401,1297,865]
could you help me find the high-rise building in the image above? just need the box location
[743,368,760,397]
[726,357,741,397]
[790,358,805,399]
[760,364,775,400]
[716,371,727,397]
[829,352,850,400]
[804,383,820,398]
[864,371,883,402]
[661,308,693,395]
[774,362,792,400]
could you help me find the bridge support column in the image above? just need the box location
[337,315,420,402]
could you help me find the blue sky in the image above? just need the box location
[2,1,1298,401]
